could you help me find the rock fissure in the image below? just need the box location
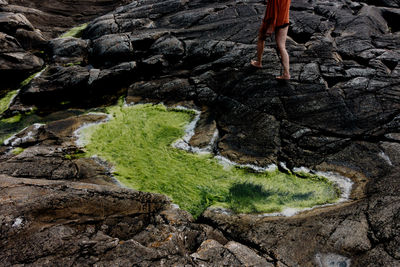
[197,215,277,265]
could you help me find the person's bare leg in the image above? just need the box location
[275,26,290,79]
[251,38,265,68]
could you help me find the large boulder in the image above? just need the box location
[0,12,45,89]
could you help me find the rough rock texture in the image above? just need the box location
[1,0,400,266]
[8,0,400,167]
[0,10,43,89]
[0,0,130,91]
[0,114,115,184]
[0,29,44,89]
[0,176,271,266]
[2,0,131,38]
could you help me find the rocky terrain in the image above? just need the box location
[1,0,400,266]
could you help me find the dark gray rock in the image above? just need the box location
[327,215,372,253]
[90,33,133,65]
[358,0,400,8]
[0,32,22,52]
[0,114,111,181]
[0,49,44,89]
[14,27,46,50]
[0,11,45,49]
[48,37,89,64]
[0,12,34,34]
[2,0,131,38]
[189,107,217,149]
[0,12,45,89]
[127,77,195,103]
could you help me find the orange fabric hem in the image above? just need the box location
[258,0,291,40]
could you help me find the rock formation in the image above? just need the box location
[0,0,130,89]
[1,0,399,265]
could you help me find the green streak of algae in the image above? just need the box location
[81,104,340,218]
[60,23,88,38]
[0,69,44,143]
[0,90,18,115]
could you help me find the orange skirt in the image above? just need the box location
[259,0,291,40]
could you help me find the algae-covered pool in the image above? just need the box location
[80,104,340,218]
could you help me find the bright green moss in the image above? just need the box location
[60,101,71,105]
[0,113,40,144]
[63,62,81,67]
[60,23,88,38]
[11,147,24,155]
[81,104,340,218]
[0,90,18,115]
[20,70,42,88]
[0,69,43,116]
[1,114,22,123]
[0,109,84,145]
[65,151,86,160]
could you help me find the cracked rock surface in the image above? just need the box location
[1,0,400,266]
[0,0,130,89]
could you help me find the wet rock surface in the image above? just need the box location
[1,0,400,265]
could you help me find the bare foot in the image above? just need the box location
[250,60,262,68]
[276,74,290,80]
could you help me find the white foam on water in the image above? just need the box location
[315,253,351,267]
[12,217,23,228]
[34,66,47,78]
[4,123,45,147]
[4,127,26,146]
[7,89,19,107]
[279,161,290,171]
[73,113,111,147]
[171,204,180,209]
[172,106,201,149]
[292,166,310,173]
[281,208,301,217]
[293,167,353,201]
[214,154,277,172]
[314,171,353,202]
[256,168,354,218]
[378,151,393,166]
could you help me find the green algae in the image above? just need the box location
[0,113,41,144]
[0,67,44,116]
[1,114,22,124]
[11,147,24,155]
[63,62,81,67]
[65,150,86,160]
[0,109,86,145]
[60,23,88,38]
[0,90,18,115]
[80,104,340,218]
[20,71,40,88]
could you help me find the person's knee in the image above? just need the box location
[276,42,285,51]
